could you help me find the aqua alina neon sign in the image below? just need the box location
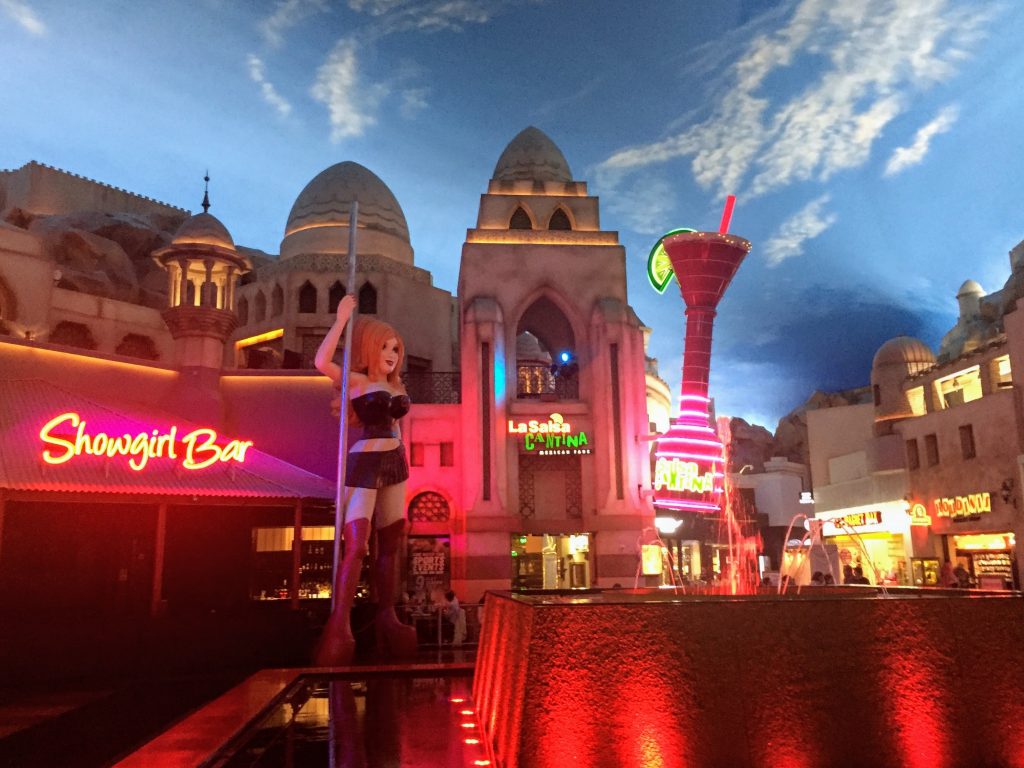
[39,412,254,471]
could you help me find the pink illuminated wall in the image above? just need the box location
[473,591,1024,768]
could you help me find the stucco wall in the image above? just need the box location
[475,590,1024,768]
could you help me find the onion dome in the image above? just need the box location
[872,336,936,370]
[493,127,572,183]
[285,161,409,243]
[171,212,235,249]
[957,279,984,298]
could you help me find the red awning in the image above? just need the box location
[0,378,334,501]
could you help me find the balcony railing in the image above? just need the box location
[516,363,579,400]
[402,371,461,404]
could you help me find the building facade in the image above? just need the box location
[0,127,657,625]
[807,242,1024,588]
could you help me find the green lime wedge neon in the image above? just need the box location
[647,228,695,294]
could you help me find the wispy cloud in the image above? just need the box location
[884,104,960,176]
[247,55,293,118]
[259,0,328,48]
[399,87,429,119]
[598,0,994,201]
[348,0,512,34]
[311,38,387,140]
[763,194,837,266]
[1,0,45,35]
[606,176,678,236]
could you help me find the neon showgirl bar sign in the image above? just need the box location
[39,412,253,471]
[649,199,750,514]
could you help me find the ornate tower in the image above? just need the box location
[152,181,251,421]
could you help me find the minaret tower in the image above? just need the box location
[152,175,251,421]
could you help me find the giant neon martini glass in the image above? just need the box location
[652,228,751,514]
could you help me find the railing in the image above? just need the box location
[516,363,579,400]
[401,601,484,648]
[402,371,461,404]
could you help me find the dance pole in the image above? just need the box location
[330,201,359,612]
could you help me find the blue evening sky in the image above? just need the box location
[3,0,1023,430]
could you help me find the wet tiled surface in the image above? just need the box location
[215,674,488,768]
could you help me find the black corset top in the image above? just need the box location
[352,390,410,438]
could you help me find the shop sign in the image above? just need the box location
[909,503,932,526]
[821,511,883,537]
[410,551,446,575]
[653,457,714,494]
[508,413,592,455]
[39,411,253,472]
[933,492,991,520]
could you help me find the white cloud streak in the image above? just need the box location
[606,177,678,236]
[311,38,387,140]
[884,104,960,176]
[399,87,429,119]
[1,0,45,35]
[259,0,328,48]
[598,0,993,202]
[763,194,837,266]
[348,0,505,34]
[247,54,293,118]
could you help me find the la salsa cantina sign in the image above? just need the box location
[39,412,253,471]
[507,413,591,455]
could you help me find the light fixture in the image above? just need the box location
[654,516,682,534]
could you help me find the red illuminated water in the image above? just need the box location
[713,416,761,595]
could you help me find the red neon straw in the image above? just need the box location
[718,194,736,234]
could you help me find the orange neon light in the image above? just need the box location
[39,412,253,472]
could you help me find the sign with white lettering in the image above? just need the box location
[508,413,592,455]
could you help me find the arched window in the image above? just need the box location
[509,206,533,230]
[515,296,577,400]
[408,491,451,523]
[298,281,317,314]
[359,282,378,315]
[271,284,284,317]
[328,281,347,314]
[115,333,159,360]
[548,208,572,230]
[254,291,267,322]
[49,321,97,351]
[237,296,249,326]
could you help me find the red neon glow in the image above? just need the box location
[718,194,736,234]
[651,230,750,515]
[39,412,253,471]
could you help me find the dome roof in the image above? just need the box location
[493,127,572,183]
[957,279,984,297]
[872,336,936,369]
[171,212,235,249]
[516,331,552,363]
[285,161,409,243]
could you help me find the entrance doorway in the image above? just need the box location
[511,533,592,590]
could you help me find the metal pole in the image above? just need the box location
[330,201,359,612]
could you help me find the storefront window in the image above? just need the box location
[511,533,591,589]
[250,525,339,600]
[405,536,450,607]
[992,355,1012,389]
[934,365,982,409]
